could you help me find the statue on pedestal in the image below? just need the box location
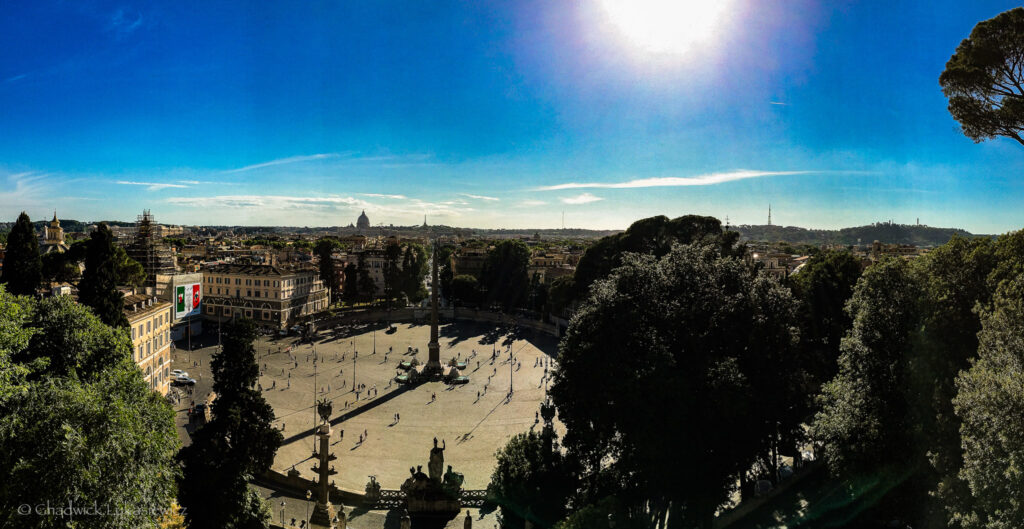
[428,437,445,481]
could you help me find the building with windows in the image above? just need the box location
[201,263,328,329]
[39,212,70,255]
[124,294,173,395]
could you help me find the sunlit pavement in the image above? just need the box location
[171,320,563,493]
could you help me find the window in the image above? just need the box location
[235,278,241,285]
[263,311,270,320]
[245,279,251,286]
[255,291,260,298]
[132,328,136,340]
[245,310,252,318]
[147,321,151,333]
[247,290,252,297]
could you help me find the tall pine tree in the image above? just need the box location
[178,318,282,529]
[1,212,42,296]
[78,223,128,328]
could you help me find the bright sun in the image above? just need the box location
[599,0,734,55]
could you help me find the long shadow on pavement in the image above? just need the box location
[279,384,412,446]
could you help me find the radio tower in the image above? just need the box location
[768,204,772,226]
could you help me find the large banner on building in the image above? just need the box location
[175,283,202,319]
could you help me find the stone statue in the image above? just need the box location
[365,475,382,504]
[464,509,472,529]
[443,464,464,493]
[316,398,333,425]
[428,437,445,481]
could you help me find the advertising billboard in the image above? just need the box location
[175,283,201,319]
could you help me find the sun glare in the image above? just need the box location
[599,0,734,55]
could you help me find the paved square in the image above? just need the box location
[172,319,562,493]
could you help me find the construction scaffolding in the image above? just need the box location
[127,210,176,287]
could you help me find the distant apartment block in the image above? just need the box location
[201,263,327,329]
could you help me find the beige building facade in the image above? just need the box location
[124,294,173,395]
[201,263,328,329]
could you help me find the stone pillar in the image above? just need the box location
[309,423,338,528]
[427,240,441,368]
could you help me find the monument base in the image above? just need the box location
[417,361,450,381]
[309,500,338,528]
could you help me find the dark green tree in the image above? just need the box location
[488,430,579,529]
[789,249,862,389]
[1,212,42,296]
[114,245,147,289]
[342,262,359,303]
[450,274,479,305]
[940,7,1024,146]
[481,239,530,311]
[383,241,403,308]
[0,290,179,529]
[400,243,429,303]
[41,250,81,284]
[315,238,341,304]
[78,223,128,328]
[551,243,800,528]
[911,236,997,524]
[356,252,377,302]
[951,276,1024,529]
[811,258,924,479]
[178,318,282,529]
[571,215,741,303]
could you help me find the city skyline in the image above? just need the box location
[3,1,1024,232]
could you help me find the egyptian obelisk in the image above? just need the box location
[424,240,443,375]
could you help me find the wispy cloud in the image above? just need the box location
[222,153,341,174]
[106,8,144,37]
[0,171,53,210]
[164,194,472,219]
[769,101,788,106]
[519,200,547,207]
[560,193,603,205]
[537,170,810,191]
[460,193,499,201]
[116,180,190,191]
[362,193,408,200]
[3,73,28,84]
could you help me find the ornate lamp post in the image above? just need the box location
[310,399,342,528]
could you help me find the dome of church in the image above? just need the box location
[357,210,370,230]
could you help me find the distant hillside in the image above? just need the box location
[734,223,984,247]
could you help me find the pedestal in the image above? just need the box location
[309,500,338,528]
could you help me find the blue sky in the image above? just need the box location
[2,1,1023,232]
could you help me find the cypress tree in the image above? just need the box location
[78,223,128,328]
[1,212,42,296]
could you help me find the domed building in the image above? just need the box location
[356,210,371,231]
[39,211,69,255]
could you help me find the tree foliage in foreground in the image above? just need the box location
[940,7,1024,146]
[488,430,579,529]
[812,258,924,478]
[0,288,179,529]
[551,243,801,528]
[951,276,1024,529]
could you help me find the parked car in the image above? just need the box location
[171,369,188,378]
[172,375,196,386]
